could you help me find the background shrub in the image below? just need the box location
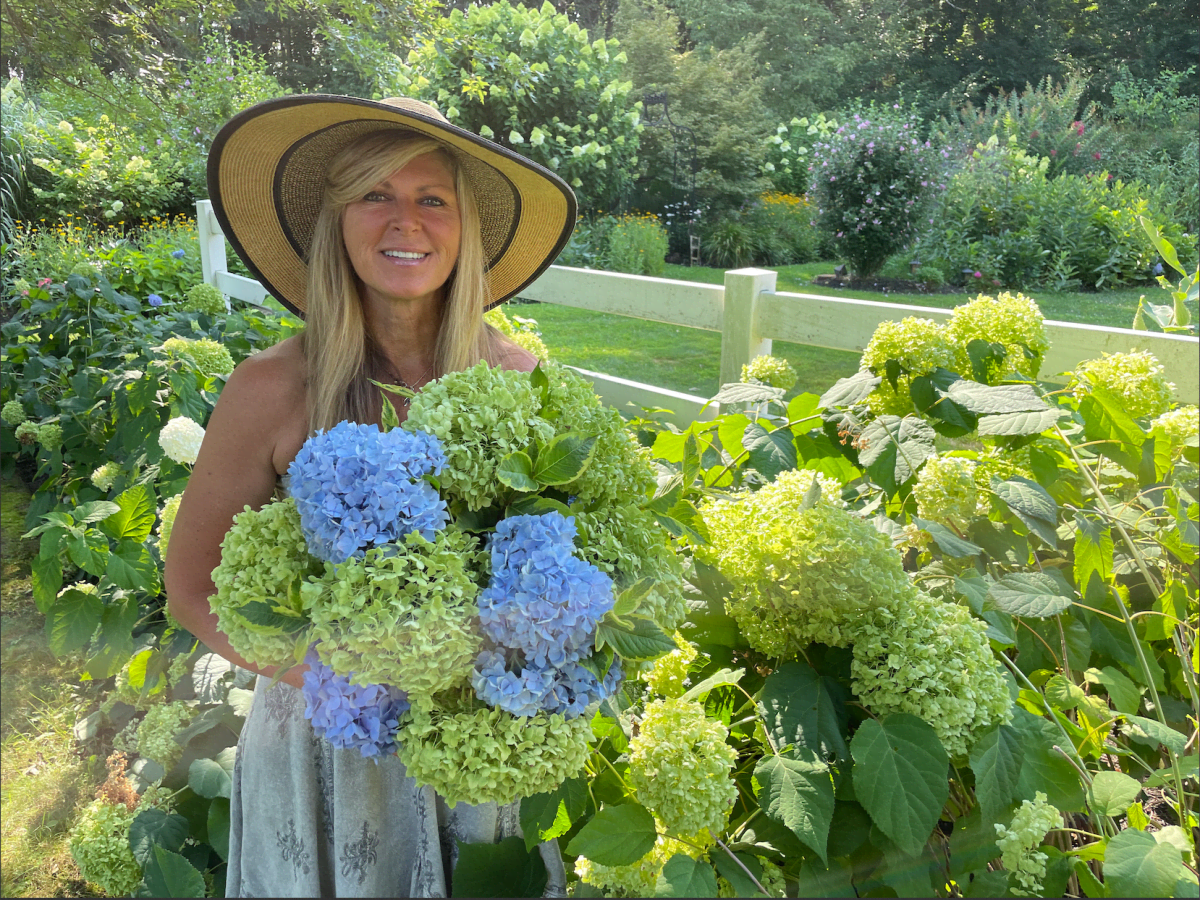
[604,212,668,276]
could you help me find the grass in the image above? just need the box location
[1,476,101,899]
[519,260,1180,399]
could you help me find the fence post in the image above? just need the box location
[720,267,776,387]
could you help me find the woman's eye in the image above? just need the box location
[421,196,447,207]
[364,191,387,202]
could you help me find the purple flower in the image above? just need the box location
[171,249,186,259]
[302,649,408,759]
[184,79,191,87]
[147,294,163,307]
[973,271,983,278]
[226,75,234,81]
[156,138,163,146]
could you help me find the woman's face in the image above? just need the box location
[341,152,462,310]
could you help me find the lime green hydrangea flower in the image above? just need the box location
[484,306,550,360]
[994,792,1060,896]
[848,591,1012,758]
[947,292,1049,380]
[2,400,27,425]
[861,317,956,414]
[136,701,194,770]
[302,528,483,703]
[742,354,797,391]
[397,703,591,807]
[1151,405,1199,449]
[913,455,978,532]
[698,485,909,657]
[183,283,226,315]
[161,336,234,376]
[575,824,713,897]
[1071,350,1176,419]
[645,632,698,698]
[157,493,183,559]
[15,420,38,445]
[629,697,737,835]
[69,799,145,896]
[90,461,121,492]
[37,422,63,450]
[210,498,324,669]
[404,361,554,510]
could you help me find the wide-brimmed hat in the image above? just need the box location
[207,95,577,316]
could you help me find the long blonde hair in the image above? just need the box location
[303,130,504,430]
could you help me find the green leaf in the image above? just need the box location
[1079,389,1144,472]
[31,551,63,613]
[1104,828,1191,899]
[851,714,949,857]
[565,802,657,867]
[169,372,208,422]
[966,339,1008,384]
[713,851,766,898]
[793,858,856,897]
[988,572,1073,618]
[994,476,1059,546]
[858,415,936,494]
[654,854,719,898]
[612,578,655,618]
[912,518,983,557]
[741,423,798,481]
[207,798,231,861]
[520,778,586,851]
[188,747,235,799]
[496,451,538,491]
[945,381,1048,414]
[1084,667,1142,716]
[141,846,206,898]
[73,500,124,525]
[712,382,785,405]
[948,806,1000,879]
[1074,513,1113,594]
[452,836,547,898]
[66,528,109,577]
[969,724,1024,825]
[45,589,104,656]
[1044,674,1086,710]
[107,540,159,593]
[758,662,849,763]
[129,807,189,867]
[1011,709,1087,812]
[127,375,158,416]
[532,432,598,485]
[506,495,572,518]
[1123,715,1188,755]
[84,597,139,679]
[787,393,823,431]
[596,615,677,661]
[679,667,744,703]
[100,484,156,542]
[754,751,835,863]
[818,370,880,408]
[977,407,1063,436]
[235,600,309,633]
[1088,770,1142,817]
[530,362,550,407]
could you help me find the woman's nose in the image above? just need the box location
[388,198,420,232]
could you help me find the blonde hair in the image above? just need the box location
[303,130,505,430]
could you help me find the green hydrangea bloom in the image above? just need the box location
[849,591,1012,758]
[90,461,121,492]
[2,400,27,425]
[1071,350,1176,419]
[183,283,226,315]
[698,486,910,657]
[994,792,1060,896]
[573,503,686,631]
[484,306,550,360]
[645,632,698,698]
[210,498,324,669]
[15,420,38,444]
[1151,405,1199,449]
[162,336,235,376]
[913,455,978,531]
[861,317,956,414]
[37,422,63,450]
[302,528,483,703]
[539,360,657,505]
[404,361,554,510]
[628,697,736,835]
[397,703,591,807]
[947,292,1049,380]
[973,447,1034,501]
[575,824,712,897]
[157,493,183,559]
[741,354,798,391]
[137,701,194,770]
[69,799,144,896]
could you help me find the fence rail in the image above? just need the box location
[198,200,1199,422]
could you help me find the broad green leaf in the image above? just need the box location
[532,432,598,486]
[818,370,880,408]
[712,382,785,405]
[129,808,189,867]
[794,858,856,897]
[1044,674,1087,710]
[988,572,1073,618]
[1079,389,1144,472]
[191,653,234,703]
[994,477,1058,546]
[858,415,937,494]
[507,495,572,518]
[73,500,123,525]
[452,836,547,898]
[107,540,159,593]
[23,512,74,540]
[1144,580,1188,641]
[66,529,109,577]
[1104,828,1190,899]
[966,339,1008,383]
[945,381,1047,414]
[741,423,798,481]
[716,413,752,460]
[652,429,689,464]
[1123,715,1188,755]
[612,578,656,618]
[207,798,231,861]
[1011,709,1086,812]
[787,393,822,431]
[968,724,1024,825]
[1073,512,1113,593]
[596,615,676,660]
[100,484,156,542]
[713,851,766,898]
[1088,770,1142,817]
[912,518,983,557]
[45,589,104,656]
[948,806,1000,878]
[565,802,657,867]
[127,375,158,416]
[520,778,586,851]
[977,408,1062,436]
[758,662,849,763]
[236,600,309,633]
[851,715,949,857]
[84,598,139,680]
[496,451,538,492]
[141,846,207,898]
[31,551,63,613]
[655,854,719,898]
[227,687,256,718]
[679,667,744,703]
[188,747,236,799]
[754,751,835,863]
[1083,667,1142,716]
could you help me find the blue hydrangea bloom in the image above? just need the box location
[147,294,163,307]
[472,650,622,719]
[287,421,449,562]
[171,249,187,259]
[541,657,624,719]
[302,648,409,759]
[478,513,615,668]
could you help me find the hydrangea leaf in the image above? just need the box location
[945,381,1047,414]
[741,423,798,481]
[913,518,983,557]
[966,339,1008,384]
[712,382,786,405]
[565,802,657,866]
[84,597,138,680]
[596,614,676,660]
[1083,666,1142,716]
[851,714,949,857]
[857,415,936,493]
[1087,770,1142,817]
[1104,828,1190,899]
[948,806,1000,879]
[533,432,598,485]
[988,572,1073,618]
[968,724,1024,825]
[45,588,103,656]
[1011,709,1086,812]
[1122,714,1188,755]
[233,600,309,633]
[976,408,1063,436]
[520,777,587,850]
[100,484,156,542]
[1044,674,1087,710]
[128,807,189,868]
[793,858,856,897]
[31,550,63,614]
[758,662,850,764]
[452,836,548,898]
[507,495,573,517]
[107,540,159,593]
[655,854,719,898]
[141,846,206,899]
[713,851,765,898]
[1073,512,1113,593]
[497,451,538,491]
[754,751,835,863]
[72,499,124,525]
[1078,389,1144,472]
[188,748,235,799]
[994,477,1059,546]
[679,667,744,703]
[818,370,880,408]
[207,798,231,861]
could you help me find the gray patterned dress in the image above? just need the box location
[225,675,566,897]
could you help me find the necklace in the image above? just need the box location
[382,361,435,407]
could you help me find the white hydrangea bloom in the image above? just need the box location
[159,416,205,465]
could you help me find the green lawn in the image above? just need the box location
[519,261,1176,399]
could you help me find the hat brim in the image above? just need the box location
[207,94,577,317]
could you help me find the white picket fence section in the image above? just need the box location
[198,200,1199,422]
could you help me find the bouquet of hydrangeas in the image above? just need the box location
[209,361,683,805]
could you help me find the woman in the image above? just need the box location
[165,96,576,897]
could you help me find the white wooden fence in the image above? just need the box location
[198,200,1199,424]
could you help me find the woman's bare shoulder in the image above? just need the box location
[493,339,539,373]
[225,335,306,404]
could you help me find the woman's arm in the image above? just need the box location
[165,340,309,688]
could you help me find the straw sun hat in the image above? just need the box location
[207,95,577,317]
